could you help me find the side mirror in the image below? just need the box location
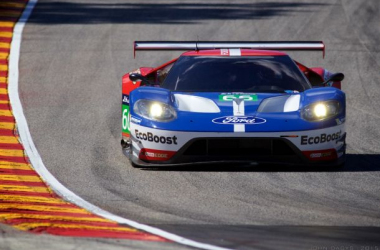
[322,73,344,86]
[129,73,152,86]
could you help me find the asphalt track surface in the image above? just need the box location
[19,0,380,249]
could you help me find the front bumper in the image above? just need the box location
[126,123,346,167]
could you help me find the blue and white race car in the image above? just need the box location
[121,41,345,167]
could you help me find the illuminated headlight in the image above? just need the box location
[133,100,177,122]
[301,100,341,121]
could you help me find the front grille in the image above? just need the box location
[183,138,297,157]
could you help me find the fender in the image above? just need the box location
[295,61,342,90]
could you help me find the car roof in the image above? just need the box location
[181,49,287,57]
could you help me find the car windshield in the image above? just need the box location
[162,55,311,92]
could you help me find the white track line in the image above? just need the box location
[8,2,233,250]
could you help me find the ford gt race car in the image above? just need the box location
[121,41,346,168]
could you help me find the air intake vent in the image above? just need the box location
[184,138,297,157]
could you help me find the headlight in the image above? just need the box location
[301,100,341,121]
[133,100,177,122]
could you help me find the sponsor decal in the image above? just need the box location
[310,152,332,158]
[122,104,130,135]
[122,94,129,104]
[135,130,178,145]
[221,49,229,55]
[145,152,168,158]
[300,131,341,145]
[212,116,266,125]
[139,148,176,161]
[303,149,337,161]
[131,116,142,124]
[219,94,258,102]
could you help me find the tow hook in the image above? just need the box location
[121,139,132,158]
[121,139,131,149]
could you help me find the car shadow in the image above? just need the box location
[141,154,380,172]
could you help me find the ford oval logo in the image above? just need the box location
[212,116,266,125]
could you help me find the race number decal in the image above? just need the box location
[219,94,258,102]
[122,104,130,135]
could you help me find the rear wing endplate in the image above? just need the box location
[134,41,325,58]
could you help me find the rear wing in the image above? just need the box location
[134,41,325,58]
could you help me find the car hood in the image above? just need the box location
[129,88,344,132]
[174,92,283,115]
